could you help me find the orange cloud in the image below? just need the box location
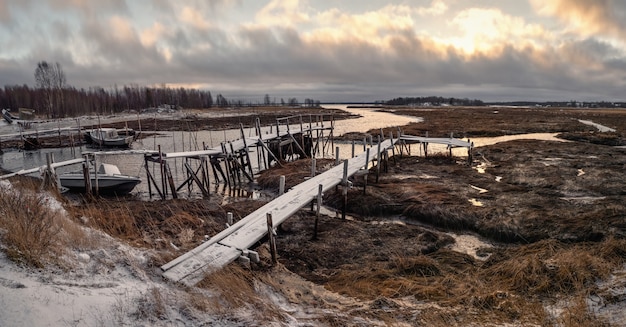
[530,0,626,39]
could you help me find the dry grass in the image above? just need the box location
[197,264,287,323]
[0,178,92,267]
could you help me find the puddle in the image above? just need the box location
[578,119,616,133]
[468,198,484,207]
[469,185,488,194]
[474,162,487,174]
[391,173,437,180]
[446,233,492,261]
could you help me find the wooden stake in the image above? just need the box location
[266,213,278,265]
[342,159,348,220]
[279,175,285,195]
[313,184,322,240]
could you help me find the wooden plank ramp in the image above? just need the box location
[399,135,473,148]
[161,138,397,286]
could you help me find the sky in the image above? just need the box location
[1,0,626,103]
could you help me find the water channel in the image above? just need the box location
[0,105,581,196]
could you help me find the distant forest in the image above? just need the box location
[382,96,485,106]
[0,61,319,119]
[382,96,626,108]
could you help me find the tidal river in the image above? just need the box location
[0,105,420,195]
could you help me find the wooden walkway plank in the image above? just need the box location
[161,139,396,285]
[399,135,473,148]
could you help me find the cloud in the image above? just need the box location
[1,0,626,102]
[530,0,626,39]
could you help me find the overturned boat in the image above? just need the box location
[59,163,141,195]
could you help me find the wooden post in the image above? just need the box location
[376,135,381,183]
[158,145,166,197]
[57,120,62,146]
[342,159,348,220]
[165,161,178,199]
[310,157,316,177]
[227,212,233,227]
[389,131,397,164]
[335,146,340,165]
[279,175,285,195]
[313,184,322,240]
[266,213,278,265]
[93,155,99,196]
[351,140,355,158]
[82,154,92,197]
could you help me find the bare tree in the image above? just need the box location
[34,61,66,118]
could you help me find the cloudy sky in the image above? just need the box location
[1,0,626,102]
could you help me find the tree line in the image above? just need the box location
[382,96,485,106]
[0,61,319,119]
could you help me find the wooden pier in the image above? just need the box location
[160,138,397,286]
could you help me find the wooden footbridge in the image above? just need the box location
[161,137,398,286]
[0,113,473,287]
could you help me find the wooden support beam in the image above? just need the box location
[184,162,210,197]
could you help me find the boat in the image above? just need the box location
[2,109,18,124]
[87,128,134,147]
[59,163,141,195]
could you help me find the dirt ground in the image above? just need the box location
[62,106,626,325]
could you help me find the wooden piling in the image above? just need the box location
[376,135,381,183]
[279,175,285,195]
[82,154,91,197]
[313,184,322,240]
[342,159,348,220]
[266,213,278,265]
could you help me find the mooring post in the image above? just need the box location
[335,146,340,165]
[311,157,316,177]
[313,184,322,240]
[266,213,278,265]
[82,154,91,197]
[279,175,285,195]
[363,137,367,152]
[342,159,348,220]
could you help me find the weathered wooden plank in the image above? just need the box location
[162,243,241,286]
[399,135,472,148]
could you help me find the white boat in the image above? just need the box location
[59,163,141,195]
[88,128,134,147]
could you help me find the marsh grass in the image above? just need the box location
[0,177,92,267]
[197,265,286,323]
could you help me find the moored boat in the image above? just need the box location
[87,128,134,147]
[59,163,141,195]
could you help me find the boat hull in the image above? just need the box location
[59,174,141,195]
